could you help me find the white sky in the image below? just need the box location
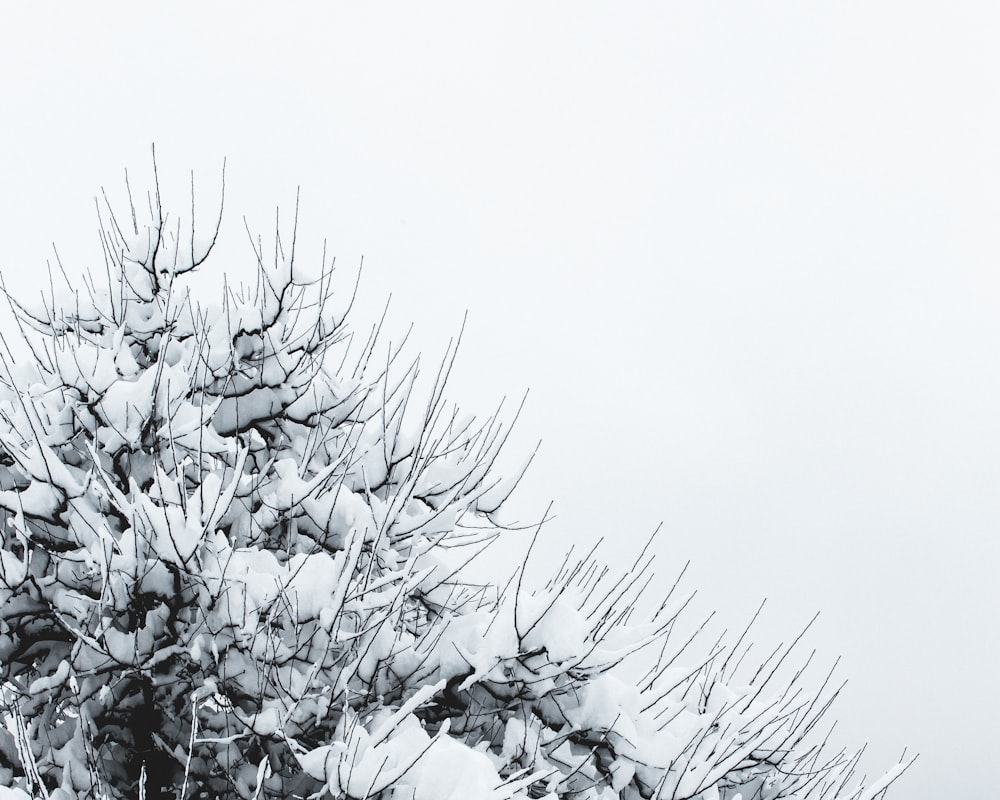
[3,4,998,796]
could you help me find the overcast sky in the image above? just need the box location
[3,4,998,796]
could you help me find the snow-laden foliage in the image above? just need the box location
[0,169,911,800]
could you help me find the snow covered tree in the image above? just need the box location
[0,163,912,800]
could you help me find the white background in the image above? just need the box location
[3,4,998,796]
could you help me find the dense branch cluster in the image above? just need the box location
[0,169,910,800]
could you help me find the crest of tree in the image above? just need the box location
[0,163,912,800]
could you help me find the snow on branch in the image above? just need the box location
[0,160,912,800]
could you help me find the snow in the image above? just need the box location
[27,659,70,697]
[0,541,27,595]
[238,706,282,737]
[405,733,503,800]
[95,366,158,450]
[569,674,643,747]
[519,593,590,663]
[286,550,346,622]
[0,480,63,520]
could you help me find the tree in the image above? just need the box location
[0,161,912,800]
